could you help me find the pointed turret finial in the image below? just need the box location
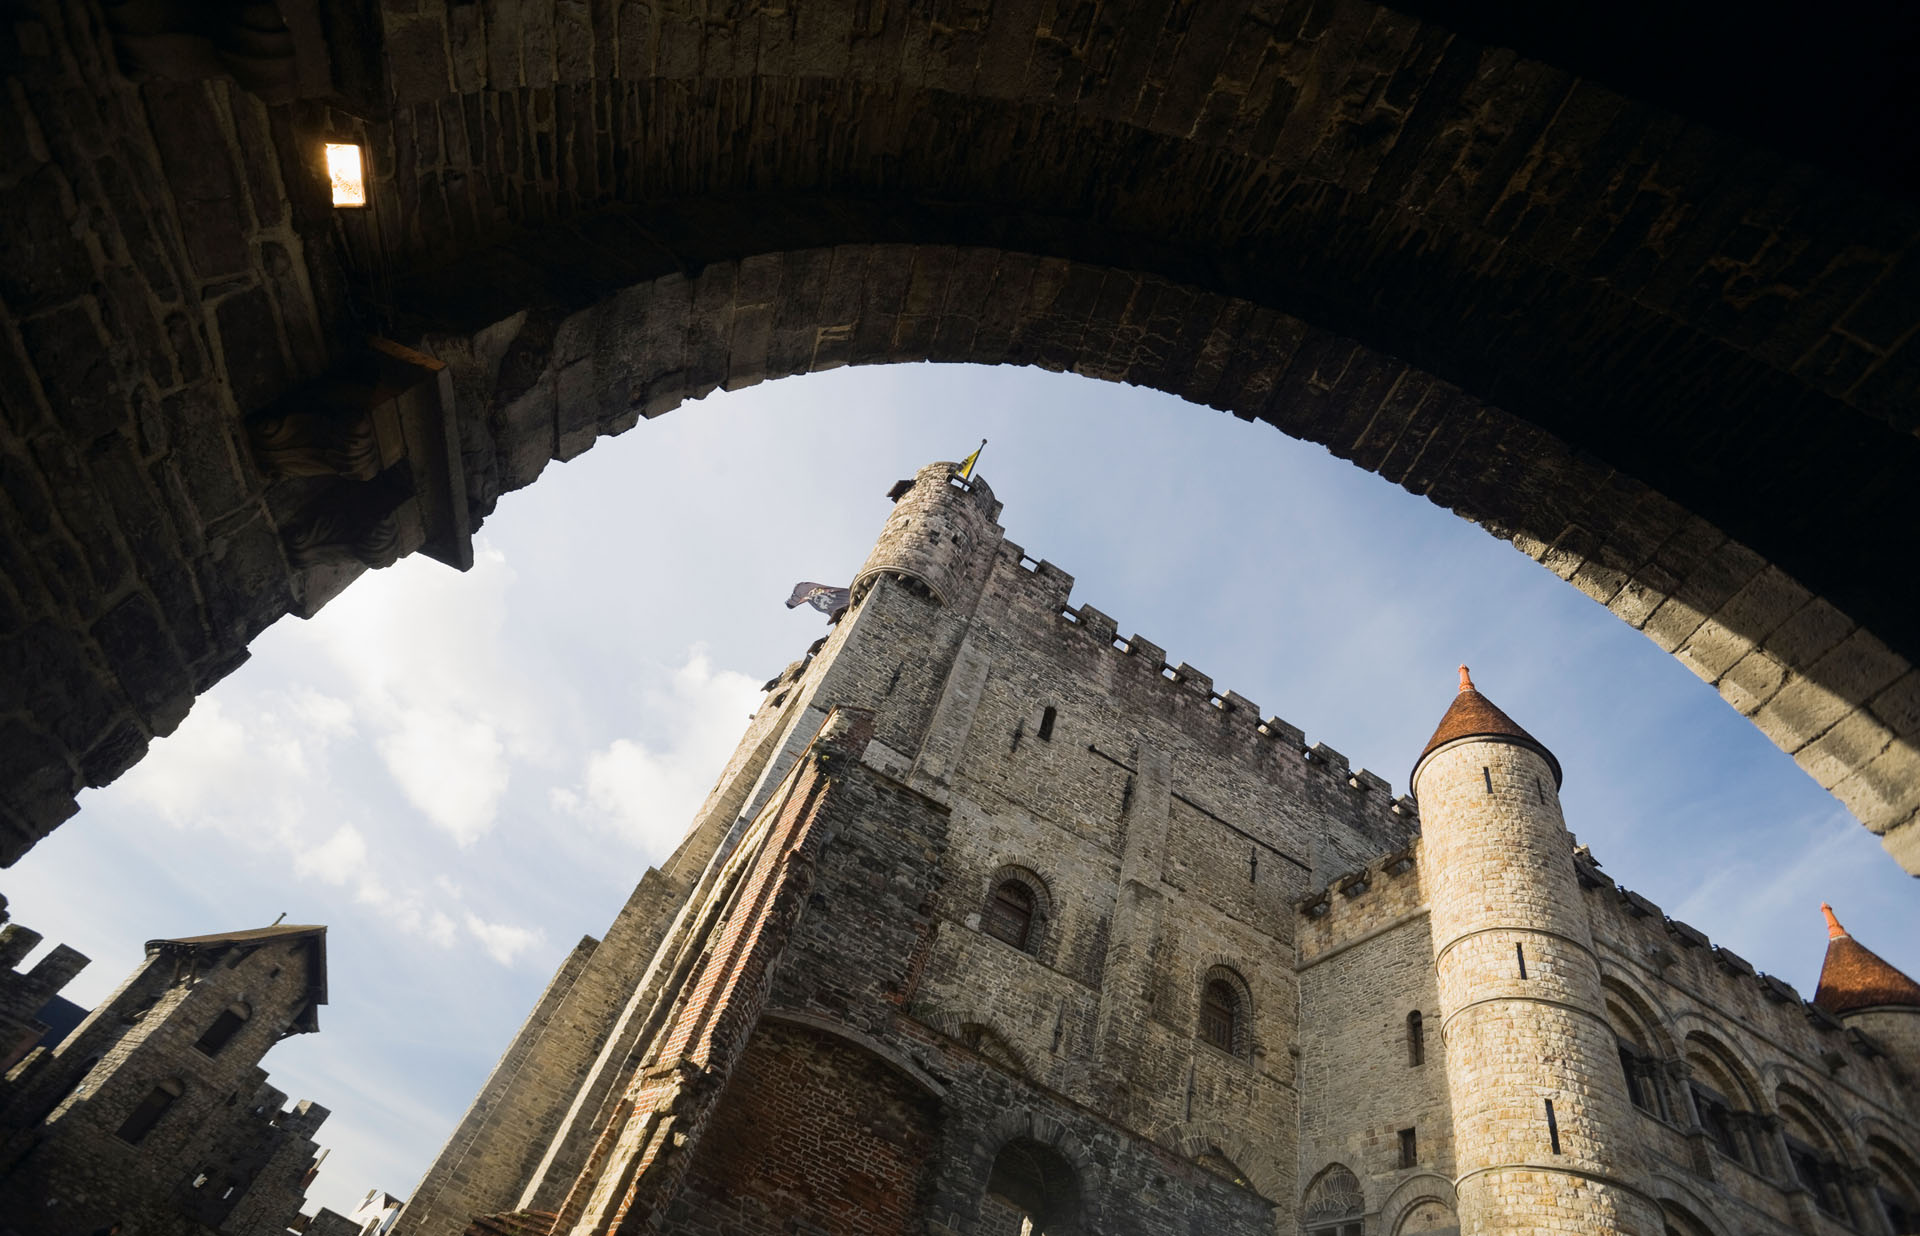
[1822,902,1846,939]
[1412,665,1563,788]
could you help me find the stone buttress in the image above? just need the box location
[1411,669,1660,1235]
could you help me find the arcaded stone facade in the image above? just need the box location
[0,923,340,1236]
[393,463,1920,1236]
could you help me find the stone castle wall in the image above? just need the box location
[391,468,1920,1236]
[0,933,331,1236]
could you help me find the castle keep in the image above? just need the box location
[391,462,1920,1236]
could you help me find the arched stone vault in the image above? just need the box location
[1,0,1918,872]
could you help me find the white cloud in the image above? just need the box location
[566,650,764,859]
[285,544,553,844]
[464,913,544,966]
[296,826,368,885]
[377,709,510,846]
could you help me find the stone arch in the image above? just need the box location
[983,1136,1084,1236]
[1196,963,1256,1060]
[1601,972,1678,1121]
[1600,971,1678,1060]
[981,862,1055,959]
[1301,1162,1366,1231]
[1676,1024,1766,1109]
[1151,1120,1285,1202]
[1772,1079,1858,1165]
[4,0,1920,878]
[1381,1174,1458,1236]
[969,1108,1099,1230]
[1644,1171,1733,1236]
[1865,1135,1920,1236]
[914,1007,1036,1082]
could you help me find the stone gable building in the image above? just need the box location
[380,460,1920,1236]
[0,920,340,1236]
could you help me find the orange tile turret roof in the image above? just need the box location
[1411,666,1563,788]
[1812,903,1920,1015]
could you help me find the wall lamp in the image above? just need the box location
[325,142,367,208]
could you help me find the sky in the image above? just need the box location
[4,362,1916,1217]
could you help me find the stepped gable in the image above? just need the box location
[1411,666,1563,788]
[1813,903,1920,1015]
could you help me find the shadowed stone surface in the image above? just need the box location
[1,0,1917,871]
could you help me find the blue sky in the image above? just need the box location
[6,363,1915,1216]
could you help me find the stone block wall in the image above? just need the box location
[1296,843,1454,1234]
[0,932,333,1236]
[1414,738,1657,1235]
[1578,856,1920,1233]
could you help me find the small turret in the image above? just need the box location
[1813,903,1920,1080]
[1412,667,1657,1236]
[850,461,1004,612]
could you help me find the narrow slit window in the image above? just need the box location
[1248,849,1259,883]
[1398,1127,1417,1168]
[1407,1011,1425,1066]
[1037,706,1056,742]
[1516,943,1528,979]
[1535,776,1545,803]
[1545,1099,1561,1154]
[1482,766,1493,793]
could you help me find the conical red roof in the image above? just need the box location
[1411,667,1562,787]
[1813,904,1920,1015]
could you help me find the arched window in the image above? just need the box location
[195,1003,250,1057]
[1781,1101,1854,1224]
[1868,1142,1920,1236]
[986,1137,1082,1235]
[1605,986,1672,1121]
[116,1078,183,1144]
[1406,1010,1424,1066]
[985,880,1036,951]
[1683,1037,1763,1169]
[1201,981,1239,1054]
[1302,1164,1364,1236]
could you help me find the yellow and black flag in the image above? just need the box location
[955,439,987,481]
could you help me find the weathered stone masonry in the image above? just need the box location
[391,464,1920,1236]
[4,0,1920,875]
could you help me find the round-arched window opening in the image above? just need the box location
[1200,980,1240,1055]
[985,880,1036,952]
[986,1137,1082,1236]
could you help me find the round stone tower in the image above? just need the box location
[850,460,1003,610]
[1813,903,1920,1082]
[1410,667,1658,1236]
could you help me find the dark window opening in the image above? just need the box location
[116,1084,180,1144]
[1248,850,1258,884]
[1200,981,1239,1054]
[1536,776,1545,803]
[1482,766,1493,793]
[1878,1186,1917,1236]
[195,1009,247,1057]
[1787,1136,1852,1222]
[1398,1127,1417,1168]
[1407,1011,1425,1066]
[1689,1084,1747,1167]
[985,881,1036,952]
[1619,1043,1652,1113]
[1037,706,1056,741]
[1545,1099,1561,1154]
[1516,943,1528,979]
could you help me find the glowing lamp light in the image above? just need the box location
[326,142,367,208]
